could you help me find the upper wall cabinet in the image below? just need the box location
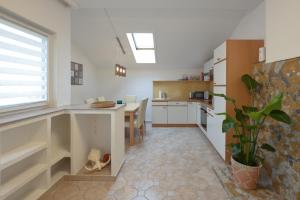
[204,58,213,74]
[213,42,227,64]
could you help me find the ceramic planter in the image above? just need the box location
[231,156,262,190]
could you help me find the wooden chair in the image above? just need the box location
[124,95,137,103]
[125,98,148,142]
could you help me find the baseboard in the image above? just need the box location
[152,124,198,127]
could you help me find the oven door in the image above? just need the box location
[200,107,207,130]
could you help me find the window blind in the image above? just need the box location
[0,18,48,109]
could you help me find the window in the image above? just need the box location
[0,18,48,110]
[127,33,156,63]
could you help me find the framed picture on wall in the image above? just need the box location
[71,61,83,85]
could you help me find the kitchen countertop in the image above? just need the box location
[152,98,213,109]
[0,104,125,127]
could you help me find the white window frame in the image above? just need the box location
[0,14,51,114]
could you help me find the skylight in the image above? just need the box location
[132,33,154,49]
[127,33,156,64]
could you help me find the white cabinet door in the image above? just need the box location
[187,102,197,124]
[207,109,226,160]
[214,114,226,160]
[196,104,201,127]
[213,86,226,114]
[152,106,168,124]
[213,60,226,86]
[167,105,188,124]
[213,42,226,64]
[204,61,210,74]
[207,110,214,143]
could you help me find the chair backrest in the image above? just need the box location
[96,96,106,102]
[137,98,148,127]
[85,98,96,104]
[124,95,137,103]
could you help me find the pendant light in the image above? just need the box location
[104,8,127,77]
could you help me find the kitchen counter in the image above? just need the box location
[152,98,213,109]
[0,104,125,126]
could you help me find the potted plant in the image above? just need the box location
[214,74,292,190]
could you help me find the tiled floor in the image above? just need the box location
[41,125,228,200]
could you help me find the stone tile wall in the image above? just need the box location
[253,58,300,200]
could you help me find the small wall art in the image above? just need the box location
[71,61,83,85]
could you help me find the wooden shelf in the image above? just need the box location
[51,148,71,166]
[0,164,47,199]
[0,142,47,170]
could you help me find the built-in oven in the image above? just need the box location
[200,105,207,131]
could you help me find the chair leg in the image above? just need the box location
[144,121,146,135]
[139,125,144,143]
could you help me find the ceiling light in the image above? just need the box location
[127,33,156,64]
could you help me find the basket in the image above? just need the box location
[90,101,116,108]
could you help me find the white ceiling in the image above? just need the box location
[71,0,263,68]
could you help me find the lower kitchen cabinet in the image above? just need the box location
[152,105,168,124]
[196,103,201,127]
[167,104,188,124]
[207,108,226,160]
[187,102,197,124]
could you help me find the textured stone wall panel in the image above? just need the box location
[253,58,300,200]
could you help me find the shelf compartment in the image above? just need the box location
[0,149,47,199]
[0,164,47,199]
[51,148,71,166]
[0,142,47,170]
[1,119,47,157]
[51,114,70,166]
[51,157,70,186]
[4,172,47,200]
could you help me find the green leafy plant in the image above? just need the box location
[214,74,292,166]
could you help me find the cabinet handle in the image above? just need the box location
[207,113,214,117]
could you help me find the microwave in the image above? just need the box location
[192,91,209,100]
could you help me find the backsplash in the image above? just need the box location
[153,80,212,100]
[253,58,300,200]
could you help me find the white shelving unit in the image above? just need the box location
[0,113,71,200]
[0,105,125,200]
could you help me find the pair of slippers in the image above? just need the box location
[84,149,111,171]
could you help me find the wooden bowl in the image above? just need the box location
[90,101,116,108]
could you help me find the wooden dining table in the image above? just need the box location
[125,103,140,146]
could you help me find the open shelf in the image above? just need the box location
[51,148,71,166]
[50,114,70,166]
[0,164,47,199]
[0,142,47,170]
[51,157,70,186]
[1,119,47,157]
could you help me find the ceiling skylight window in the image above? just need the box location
[127,33,156,63]
[132,33,154,49]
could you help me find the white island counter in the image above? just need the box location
[0,104,125,200]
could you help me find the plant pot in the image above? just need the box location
[231,156,262,190]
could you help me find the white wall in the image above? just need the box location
[71,44,99,104]
[96,67,201,121]
[0,0,71,106]
[266,0,300,63]
[230,2,265,39]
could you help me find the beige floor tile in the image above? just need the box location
[40,125,228,200]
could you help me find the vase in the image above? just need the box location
[231,156,262,190]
